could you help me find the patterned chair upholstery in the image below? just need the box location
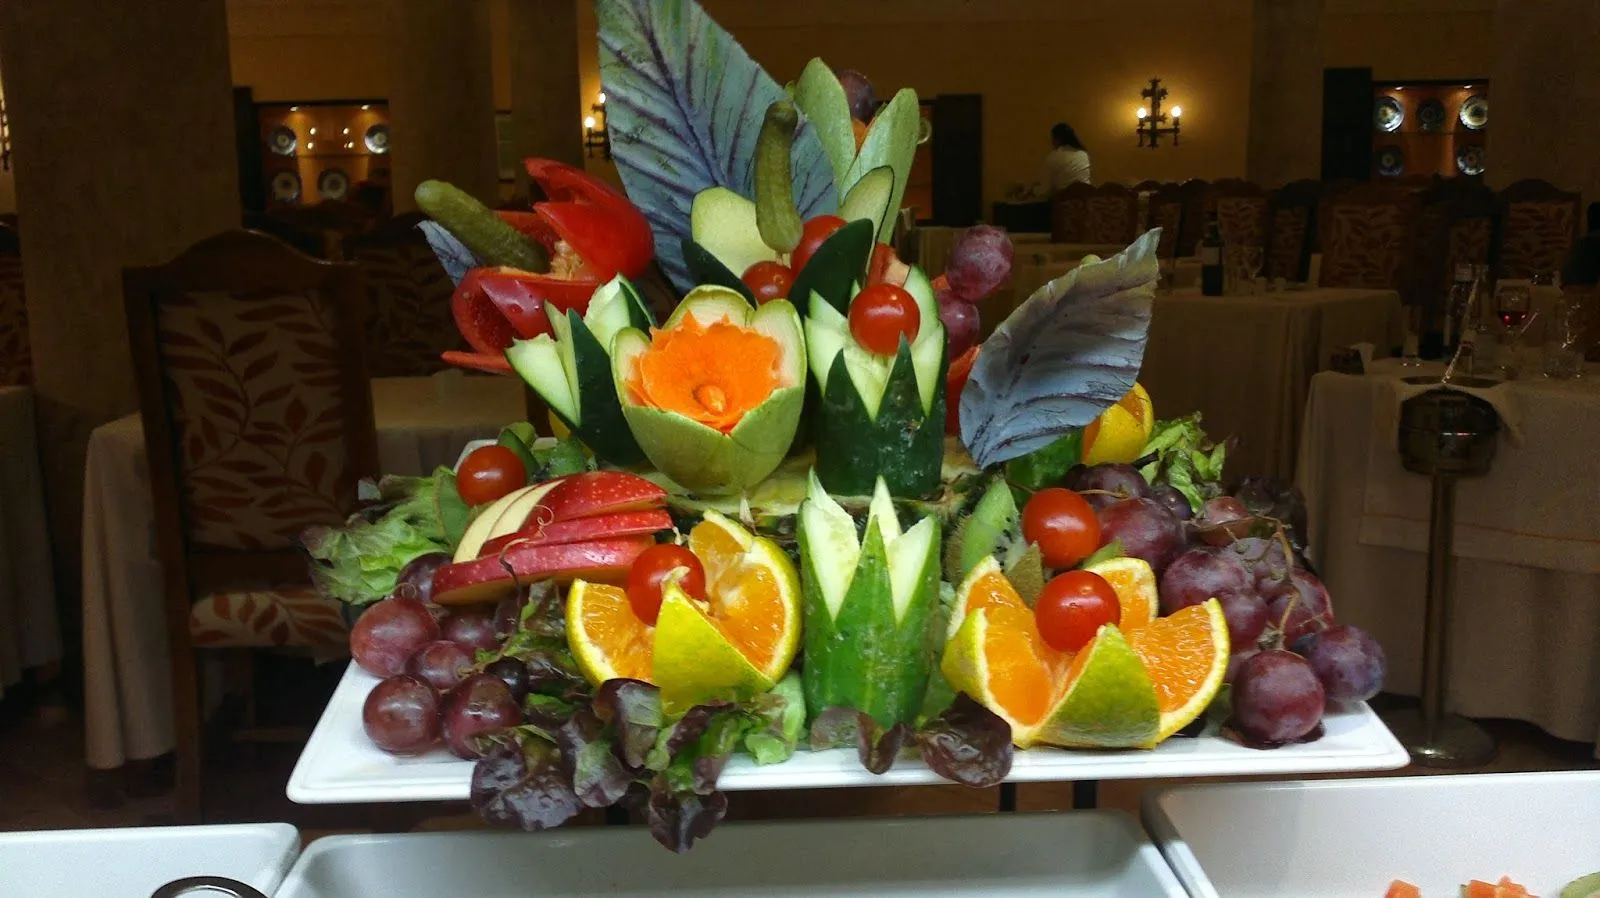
[345,215,461,377]
[1082,185,1139,245]
[0,254,30,386]
[1176,180,1216,257]
[1214,185,1269,253]
[1051,183,1092,243]
[1495,179,1581,280]
[1146,185,1184,259]
[1405,178,1496,325]
[1317,184,1420,290]
[1265,180,1321,282]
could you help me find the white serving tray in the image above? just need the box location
[289,662,1407,804]
[0,823,299,898]
[274,812,1184,897]
[1143,771,1600,897]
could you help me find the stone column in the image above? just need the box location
[0,0,240,598]
[387,0,500,211]
[1245,0,1324,186]
[1489,0,1600,201]
[509,0,585,184]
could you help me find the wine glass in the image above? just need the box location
[1493,282,1532,378]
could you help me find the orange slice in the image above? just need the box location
[566,580,654,684]
[1083,556,1158,632]
[947,556,1027,641]
[681,511,799,678]
[1126,598,1229,740]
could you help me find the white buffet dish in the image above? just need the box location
[289,662,1407,804]
[274,812,1184,897]
[0,823,299,898]
[1142,771,1600,897]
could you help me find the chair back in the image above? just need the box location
[1317,183,1420,289]
[1406,177,1496,319]
[1494,178,1582,280]
[124,229,378,592]
[343,213,462,377]
[0,251,30,386]
[1050,182,1093,243]
[1176,179,1216,257]
[1266,179,1321,281]
[1146,184,1185,259]
[1213,181,1270,254]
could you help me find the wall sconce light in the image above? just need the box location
[1135,78,1181,148]
[584,91,611,160]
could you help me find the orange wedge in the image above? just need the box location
[1126,598,1229,740]
[1083,556,1158,632]
[566,580,654,684]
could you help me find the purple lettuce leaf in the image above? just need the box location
[593,678,665,771]
[470,739,581,832]
[915,693,1014,787]
[809,707,912,775]
[646,780,728,854]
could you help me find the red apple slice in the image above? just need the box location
[538,470,667,522]
[477,508,673,558]
[432,535,656,606]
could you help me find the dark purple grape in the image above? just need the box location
[1149,483,1193,520]
[442,606,501,654]
[405,639,475,693]
[484,657,531,702]
[1229,537,1291,591]
[442,673,522,760]
[1305,625,1386,704]
[1224,647,1259,685]
[1097,498,1185,574]
[1199,496,1249,526]
[1264,569,1335,644]
[1217,590,1269,647]
[1230,650,1325,744]
[945,225,1014,303]
[1159,547,1253,615]
[834,68,877,122]
[1065,463,1151,510]
[395,551,451,604]
[362,674,442,754]
[350,597,440,677]
[938,294,980,358]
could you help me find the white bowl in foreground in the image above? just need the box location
[0,823,299,898]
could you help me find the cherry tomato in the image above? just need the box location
[790,214,847,274]
[1021,487,1101,569]
[848,283,920,356]
[741,260,796,305]
[626,543,707,626]
[456,445,528,507]
[1035,570,1120,653]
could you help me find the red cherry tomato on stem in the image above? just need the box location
[1035,570,1120,653]
[1021,487,1101,569]
[791,215,847,274]
[848,283,920,356]
[626,543,707,626]
[741,260,796,305]
[456,445,528,507]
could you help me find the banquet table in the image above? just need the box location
[81,374,525,769]
[0,386,61,700]
[1138,285,1405,479]
[1297,358,1600,752]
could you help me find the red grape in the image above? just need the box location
[1148,483,1193,520]
[938,294,980,359]
[1264,569,1335,644]
[442,606,501,654]
[1230,650,1325,744]
[1064,463,1151,510]
[1216,590,1269,648]
[1224,647,1260,685]
[1305,625,1386,704]
[362,675,442,755]
[350,597,440,677]
[1097,498,1185,575]
[405,640,475,692]
[945,225,1014,302]
[834,68,877,122]
[1034,571,1120,653]
[395,552,450,604]
[1021,488,1101,569]
[1199,496,1250,526]
[483,657,532,702]
[442,673,522,759]
[1228,537,1291,590]
[1159,547,1253,616]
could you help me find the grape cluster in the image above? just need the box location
[938,225,1014,358]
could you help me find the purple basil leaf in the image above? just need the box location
[572,739,633,808]
[915,693,1015,787]
[595,0,838,291]
[961,229,1161,467]
[647,777,728,854]
[862,722,912,775]
[470,739,581,832]
[417,221,481,286]
[809,706,868,751]
[593,679,664,771]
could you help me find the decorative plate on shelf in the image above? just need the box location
[1375,145,1405,178]
[1418,98,1447,132]
[268,126,298,156]
[317,168,350,201]
[270,170,302,203]
[1456,144,1486,176]
[1374,96,1404,133]
[1459,94,1489,130]
[364,124,390,154]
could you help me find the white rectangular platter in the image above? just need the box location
[1142,771,1600,897]
[0,823,299,898]
[289,662,1408,804]
[274,812,1185,897]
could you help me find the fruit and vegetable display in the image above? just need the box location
[1386,874,1600,898]
[299,0,1391,854]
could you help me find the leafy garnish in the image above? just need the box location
[1137,414,1229,513]
[810,707,912,775]
[915,694,1014,787]
[301,467,467,606]
[470,739,582,832]
[594,678,665,770]
[961,229,1160,468]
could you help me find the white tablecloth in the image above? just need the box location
[0,386,61,699]
[82,375,524,768]
[1297,359,1600,750]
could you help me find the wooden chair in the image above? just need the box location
[1317,183,1420,290]
[123,230,378,821]
[1176,179,1216,257]
[1213,181,1270,256]
[343,213,463,377]
[1493,179,1582,280]
[1146,184,1185,259]
[1050,182,1093,243]
[1405,178,1496,327]
[0,250,30,386]
[1265,180,1322,282]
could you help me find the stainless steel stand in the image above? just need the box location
[1380,380,1499,768]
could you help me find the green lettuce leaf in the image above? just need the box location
[302,472,463,606]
